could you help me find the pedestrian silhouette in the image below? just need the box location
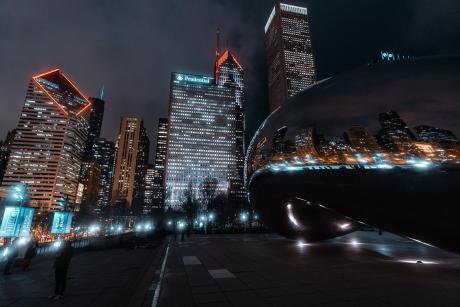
[50,241,74,300]
[3,239,18,275]
[23,239,37,270]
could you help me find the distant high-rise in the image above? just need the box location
[265,3,317,112]
[152,118,168,211]
[2,69,91,212]
[377,111,416,152]
[85,97,105,156]
[164,71,244,210]
[111,117,149,209]
[92,138,115,214]
[143,164,155,215]
[0,130,16,183]
[414,125,458,143]
[294,127,318,157]
[77,158,101,219]
[345,124,381,154]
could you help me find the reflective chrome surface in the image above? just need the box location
[246,56,460,252]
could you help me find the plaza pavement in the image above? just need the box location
[1,236,164,307]
[2,231,460,307]
[157,231,460,307]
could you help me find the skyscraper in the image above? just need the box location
[0,130,16,183]
[85,97,105,156]
[414,125,458,143]
[265,3,317,112]
[164,71,244,210]
[111,117,149,209]
[215,49,246,203]
[77,157,101,219]
[377,111,416,152]
[143,164,155,215]
[152,118,168,211]
[345,124,381,154]
[92,138,115,214]
[2,69,91,212]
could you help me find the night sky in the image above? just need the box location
[1,0,460,154]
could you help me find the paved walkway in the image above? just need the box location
[158,232,460,307]
[1,237,164,307]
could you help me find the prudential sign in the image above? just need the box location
[176,74,211,84]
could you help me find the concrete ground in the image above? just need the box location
[1,237,164,307]
[158,231,460,307]
[2,231,460,307]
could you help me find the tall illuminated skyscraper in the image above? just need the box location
[111,117,149,209]
[152,118,168,211]
[265,3,317,112]
[164,70,244,210]
[85,97,105,156]
[2,69,91,212]
[215,49,246,204]
[92,138,115,214]
[143,164,155,214]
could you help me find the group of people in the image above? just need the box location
[2,238,74,301]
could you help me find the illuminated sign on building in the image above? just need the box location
[0,206,35,237]
[51,211,73,234]
[175,74,212,84]
[380,51,414,61]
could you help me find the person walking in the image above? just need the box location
[22,239,37,270]
[3,239,18,275]
[50,241,74,300]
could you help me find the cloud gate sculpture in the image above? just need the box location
[246,55,460,253]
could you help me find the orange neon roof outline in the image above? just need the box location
[216,50,244,71]
[60,72,92,116]
[32,69,92,117]
[32,77,69,116]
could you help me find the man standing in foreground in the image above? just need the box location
[50,241,74,300]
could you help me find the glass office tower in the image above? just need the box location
[265,3,317,112]
[111,117,149,208]
[164,73,243,211]
[92,138,115,215]
[152,118,168,211]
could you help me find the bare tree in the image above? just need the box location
[200,177,218,211]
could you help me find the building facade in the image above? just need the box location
[143,164,155,215]
[215,50,246,203]
[344,124,381,154]
[2,69,91,212]
[376,111,416,152]
[164,72,244,211]
[85,97,105,156]
[152,118,168,211]
[414,125,458,143]
[92,138,115,215]
[111,117,149,209]
[265,3,317,112]
[0,130,16,183]
[77,158,102,219]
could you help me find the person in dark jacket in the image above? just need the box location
[50,241,74,300]
[3,239,18,275]
[22,239,37,270]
